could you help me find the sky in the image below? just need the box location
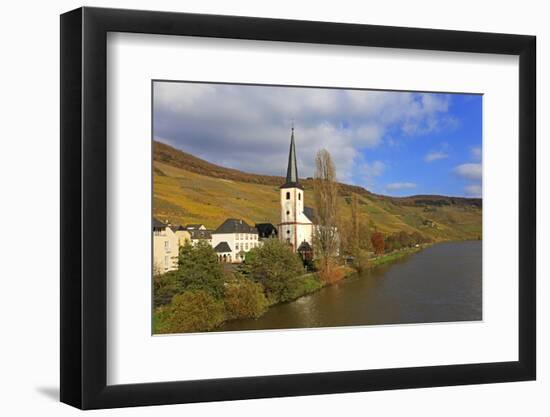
[153,81,482,198]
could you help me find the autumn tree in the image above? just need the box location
[344,193,369,272]
[224,275,268,320]
[160,290,225,333]
[371,231,385,255]
[312,149,340,274]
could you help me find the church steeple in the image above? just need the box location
[282,125,303,189]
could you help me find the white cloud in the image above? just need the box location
[464,184,482,197]
[153,82,455,179]
[454,163,482,181]
[424,151,449,162]
[386,182,417,191]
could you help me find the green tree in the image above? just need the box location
[176,241,225,299]
[153,270,179,307]
[161,290,225,333]
[245,239,304,303]
[224,276,268,320]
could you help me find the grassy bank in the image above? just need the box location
[368,245,426,268]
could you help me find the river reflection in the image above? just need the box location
[218,240,482,332]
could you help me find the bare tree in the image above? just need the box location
[312,149,340,272]
[349,192,370,272]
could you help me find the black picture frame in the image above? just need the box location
[60,6,536,410]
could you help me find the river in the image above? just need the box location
[219,240,482,332]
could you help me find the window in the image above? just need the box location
[287,230,290,235]
[164,241,169,250]
[286,210,290,216]
[286,192,290,200]
[235,243,239,250]
[245,243,249,250]
[164,256,169,268]
[298,193,301,200]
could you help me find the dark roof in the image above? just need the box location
[214,241,232,253]
[172,225,188,231]
[189,229,212,239]
[281,127,303,189]
[255,223,278,238]
[214,218,258,234]
[304,207,315,222]
[297,241,313,252]
[153,217,167,229]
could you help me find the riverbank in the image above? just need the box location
[155,245,430,333]
[240,246,428,317]
[368,245,426,267]
[218,240,482,332]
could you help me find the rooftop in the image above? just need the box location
[214,218,258,234]
[213,241,232,253]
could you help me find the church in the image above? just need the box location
[278,127,316,256]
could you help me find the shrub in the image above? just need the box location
[153,270,179,307]
[316,258,346,284]
[161,290,225,334]
[224,276,268,320]
[176,241,225,299]
[371,232,385,254]
[244,239,304,303]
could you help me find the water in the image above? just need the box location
[219,241,482,331]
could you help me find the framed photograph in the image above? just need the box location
[60,7,536,409]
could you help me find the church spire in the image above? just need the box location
[282,124,302,189]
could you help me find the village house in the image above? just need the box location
[211,218,260,263]
[152,218,178,274]
[278,126,316,253]
[188,228,213,246]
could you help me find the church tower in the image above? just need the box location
[279,126,309,252]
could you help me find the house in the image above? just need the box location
[213,241,233,263]
[152,218,178,274]
[255,223,278,240]
[278,126,316,252]
[211,218,260,263]
[188,228,212,246]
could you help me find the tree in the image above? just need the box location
[224,276,268,320]
[397,231,412,248]
[153,270,179,307]
[244,239,304,303]
[161,290,225,333]
[340,193,369,272]
[371,231,385,255]
[176,241,225,299]
[312,149,340,272]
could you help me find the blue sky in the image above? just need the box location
[154,82,482,198]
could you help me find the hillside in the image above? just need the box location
[153,141,482,241]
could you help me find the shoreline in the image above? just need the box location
[221,245,428,328]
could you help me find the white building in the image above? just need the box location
[278,127,315,252]
[211,218,260,263]
[188,228,212,246]
[152,218,179,274]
